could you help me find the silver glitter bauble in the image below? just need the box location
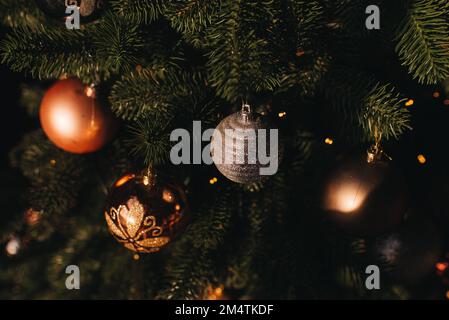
[211,104,281,184]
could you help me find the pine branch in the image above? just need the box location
[1,13,146,81]
[9,130,88,217]
[395,0,449,84]
[159,185,237,299]
[205,0,283,101]
[92,13,145,75]
[361,83,411,140]
[322,66,411,142]
[164,0,221,35]
[110,67,216,120]
[0,0,44,28]
[290,0,325,49]
[189,186,234,251]
[281,54,330,96]
[126,117,173,166]
[110,0,164,25]
[1,24,98,81]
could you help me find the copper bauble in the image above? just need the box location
[39,78,117,154]
[35,0,106,23]
[104,171,189,253]
[322,150,409,236]
[210,104,281,184]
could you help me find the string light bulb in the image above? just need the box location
[417,154,427,165]
[278,111,287,118]
[405,99,414,107]
[436,262,448,272]
[405,99,415,107]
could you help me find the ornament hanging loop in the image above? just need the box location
[142,164,156,187]
[65,0,78,7]
[84,83,96,98]
[366,145,392,164]
[241,103,251,123]
[366,127,391,163]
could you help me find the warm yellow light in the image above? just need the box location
[206,285,224,300]
[51,107,79,138]
[50,159,56,167]
[325,138,334,145]
[278,111,287,118]
[85,86,95,98]
[417,154,426,164]
[162,189,175,203]
[433,91,440,98]
[133,254,140,261]
[405,99,414,107]
[175,204,181,211]
[115,174,135,187]
[436,262,448,272]
[209,177,218,185]
[446,291,449,300]
[326,180,368,214]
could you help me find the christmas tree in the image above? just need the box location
[1,0,449,300]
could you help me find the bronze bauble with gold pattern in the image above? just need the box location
[104,171,189,253]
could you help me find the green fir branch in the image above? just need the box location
[109,0,165,24]
[395,0,449,84]
[323,66,411,142]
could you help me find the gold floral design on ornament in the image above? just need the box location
[105,196,166,251]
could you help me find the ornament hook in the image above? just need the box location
[366,144,392,164]
[65,0,78,7]
[241,103,251,122]
[142,164,156,187]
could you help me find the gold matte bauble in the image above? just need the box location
[322,151,409,236]
[371,215,442,284]
[39,78,118,154]
[104,171,189,253]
